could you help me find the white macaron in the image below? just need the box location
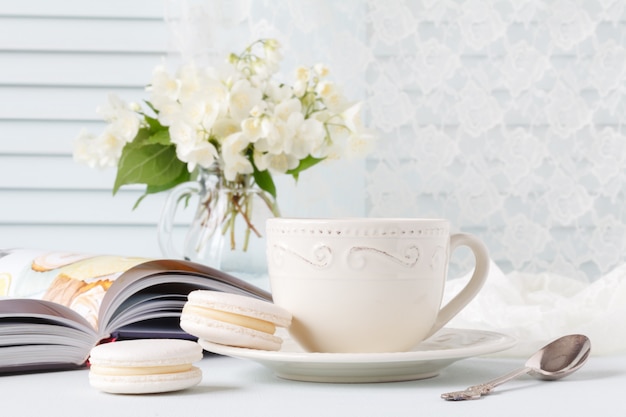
[180,290,292,351]
[88,339,203,394]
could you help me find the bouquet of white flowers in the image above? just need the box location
[74,39,373,258]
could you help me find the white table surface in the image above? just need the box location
[2,352,624,417]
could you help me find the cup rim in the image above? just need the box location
[266,218,451,237]
[267,217,450,225]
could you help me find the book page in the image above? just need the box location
[0,299,99,370]
[0,250,274,342]
[98,259,273,338]
[0,248,149,329]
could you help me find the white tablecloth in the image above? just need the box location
[3,353,624,417]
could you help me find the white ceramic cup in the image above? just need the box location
[266,218,489,353]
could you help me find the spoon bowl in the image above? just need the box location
[528,334,591,381]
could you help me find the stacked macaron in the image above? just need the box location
[88,339,203,394]
[180,290,292,351]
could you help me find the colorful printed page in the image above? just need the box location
[0,248,149,329]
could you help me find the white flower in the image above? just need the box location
[73,127,127,169]
[251,98,305,155]
[256,117,295,154]
[109,115,140,145]
[212,118,240,143]
[169,120,203,148]
[263,39,282,74]
[340,102,363,133]
[96,94,125,122]
[74,39,374,211]
[251,61,272,80]
[148,65,180,108]
[198,70,229,108]
[180,92,221,130]
[258,118,280,149]
[293,80,308,98]
[249,102,268,118]
[169,120,217,171]
[274,98,302,121]
[313,63,329,78]
[228,79,263,122]
[155,100,182,127]
[295,66,311,82]
[96,94,141,143]
[172,127,218,172]
[266,82,292,103]
[73,130,101,168]
[81,94,140,166]
[241,117,263,142]
[175,64,202,102]
[315,81,347,112]
[179,140,219,172]
[292,117,325,159]
[264,51,282,74]
[98,127,129,166]
[254,151,299,174]
[222,133,253,181]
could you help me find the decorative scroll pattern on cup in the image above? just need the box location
[347,244,420,269]
[271,243,333,269]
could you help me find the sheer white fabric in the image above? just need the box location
[165,0,626,355]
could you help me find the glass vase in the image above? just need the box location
[158,168,279,278]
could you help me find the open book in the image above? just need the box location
[0,248,271,374]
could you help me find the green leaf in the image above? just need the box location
[131,168,192,209]
[144,100,159,115]
[144,167,192,194]
[131,194,148,210]
[287,155,325,181]
[252,166,277,199]
[148,129,171,146]
[113,142,188,195]
[132,127,151,145]
[145,115,161,131]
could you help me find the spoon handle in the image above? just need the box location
[441,367,530,401]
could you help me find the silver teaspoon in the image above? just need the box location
[441,334,591,401]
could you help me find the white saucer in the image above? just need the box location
[199,328,516,383]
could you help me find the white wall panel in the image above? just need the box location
[0,52,162,87]
[0,86,144,120]
[0,225,182,258]
[0,0,164,18]
[0,189,196,225]
[0,17,168,52]
[0,151,121,190]
[0,120,103,154]
[0,0,170,257]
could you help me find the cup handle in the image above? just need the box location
[157,180,201,259]
[425,233,490,339]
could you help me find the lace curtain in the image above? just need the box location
[165,0,626,354]
[166,0,626,282]
[359,0,626,282]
